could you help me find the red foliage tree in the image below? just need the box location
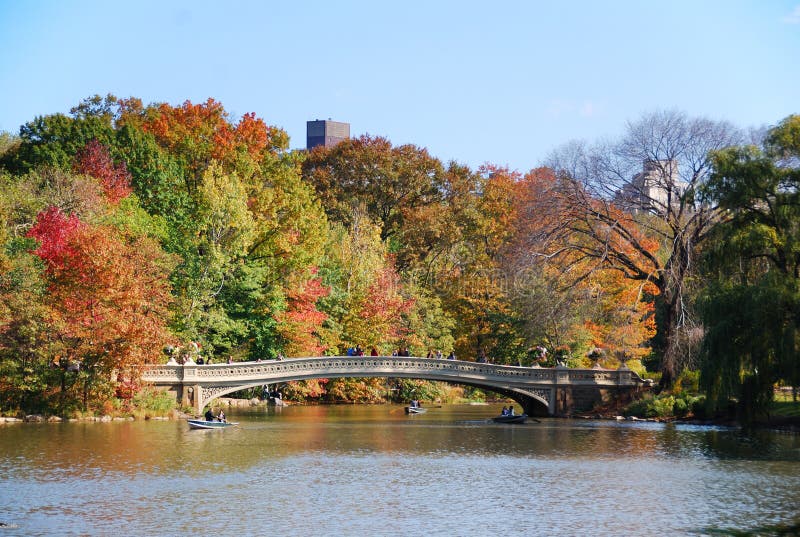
[74,139,132,204]
[276,269,330,356]
[27,207,176,407]
[359,260,414,341]
[27,206,84,272]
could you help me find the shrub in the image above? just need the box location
[672,397,688,417]
[674,369,700,394]
[691,396,707,419]
[623,392,705,419]
[132,388,176,414]
[651,395,676,417]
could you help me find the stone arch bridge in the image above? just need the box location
[141,356,648,417]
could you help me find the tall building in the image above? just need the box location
[617,159,685,213]
[306,119,350,150]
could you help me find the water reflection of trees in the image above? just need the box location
[3,411,800,484]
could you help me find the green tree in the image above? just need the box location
[699,114,800,420]
[2,95,120,173]
[0,236,58,412]
[0,131,19,162]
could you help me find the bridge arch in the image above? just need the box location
[185,377,552,416]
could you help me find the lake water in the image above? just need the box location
[1,404,799,536]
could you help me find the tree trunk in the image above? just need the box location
[658,290,682,390]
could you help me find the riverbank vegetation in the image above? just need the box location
[0,95,797,425]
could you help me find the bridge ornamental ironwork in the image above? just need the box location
[140,356,647,416]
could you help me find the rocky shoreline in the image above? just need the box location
[0,397,265,424]
[0,414,185,424]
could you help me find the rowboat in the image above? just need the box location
[187,419,238,430]
[404,406,427,414]
[491,414,527,424]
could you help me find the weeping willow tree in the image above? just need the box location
[698,115,800,422]
[698,278,798,422]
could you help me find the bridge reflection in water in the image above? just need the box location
[141,356,648,416]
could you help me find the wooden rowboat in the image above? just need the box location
[187,419,238,430]
[491,414,527,424]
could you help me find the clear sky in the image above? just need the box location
[1,0,798,172]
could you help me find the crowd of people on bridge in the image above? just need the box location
[166,342,552,367]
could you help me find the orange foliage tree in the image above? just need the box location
[140,98,288,187]
[508,167,659,364]
[28,206,176,408]
[438,166,525,361]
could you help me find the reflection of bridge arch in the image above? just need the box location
[141,356,647,417]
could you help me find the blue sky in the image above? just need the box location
[1,1,798,172]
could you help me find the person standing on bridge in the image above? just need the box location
[447,351,456,360]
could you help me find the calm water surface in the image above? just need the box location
[1,405,799,536]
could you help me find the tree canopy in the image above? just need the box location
[2,94,791,416]
[698,115,800,421]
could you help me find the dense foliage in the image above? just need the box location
[0,94,795,420]
[698,115,800,422]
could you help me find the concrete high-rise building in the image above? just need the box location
[306,119,350,150]
[617,159,685,213]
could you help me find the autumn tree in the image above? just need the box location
[246,152,329,279]
[301,135,446,267]
[74,139,133,204]
[342,258,414,351]
[119,98,322,360]
[28,207,176,410]
[541,111,742,387]
[276,269,331,357]
[506,166,658,365]
[138,98,288,189]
